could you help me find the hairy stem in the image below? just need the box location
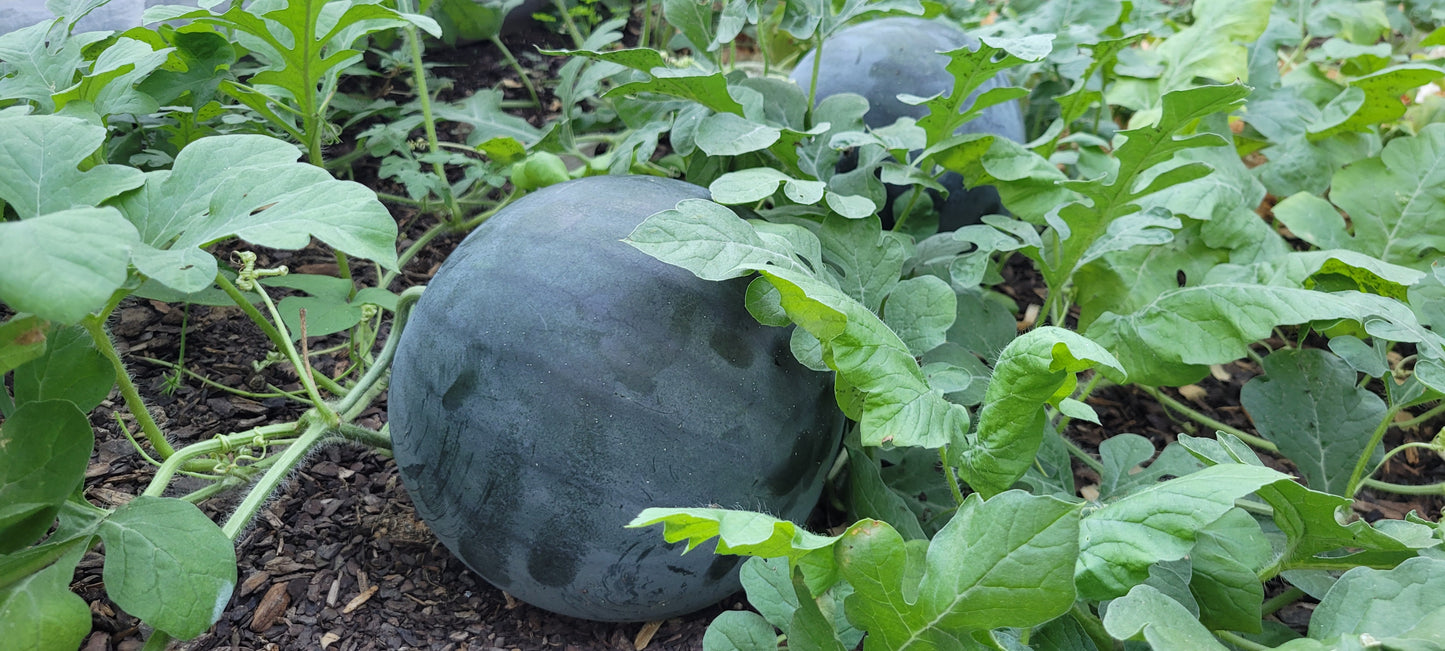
[221,420,330,540]
[398,1,465,225]
[82,317,175,459]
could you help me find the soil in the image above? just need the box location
[55,14,1445,651]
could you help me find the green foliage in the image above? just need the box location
[612,0,1445,647]
[4,0,1445,646]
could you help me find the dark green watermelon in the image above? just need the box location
[388,175,844,622]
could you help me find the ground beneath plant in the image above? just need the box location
[73,21,1445,651]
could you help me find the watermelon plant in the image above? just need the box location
[3,0,1445,648]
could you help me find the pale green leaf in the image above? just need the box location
[703,610,779,651]
[627,507,843,561]
[98,496,237,639]
[840,492,1081,646]
[1309,65,1444,140]
[433,89,543,146]
[1103,584,1231,650]
[1075,464,1288,600]
[881,276,954,355]
[954,327,1122,498]
[11,324,112,412]
[0,208,139,324]
[0,115,144,219]
[0,401,93,553]
[0,315,48,377]
[1190,509,1269,632]
[696,113,783,156]
[0,540,90,651]
[114,134,398,292]
[1322,122,1445,268]
[1240,349,1385,495]
[1310,557,1445,640]
[1086,285,1431,386]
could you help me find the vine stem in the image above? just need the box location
[335,286,425,419]
[82,316,175,459]
[1345,403,1406,497]
[398,0,465,224]
[1362,477,1445,495]
[143,424,299,497]
[489,35,541,108]
[1260,586,1304,617]
[1137,385,1279,453]
[221,420,330,540]
[1394,401,1445,429]
[1215,631,1270,651]
[1070,603,1118,650]
[939,447,966,506]
[251,284,340,426]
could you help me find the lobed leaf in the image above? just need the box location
[1102,584,1230,650]
[1289,123,1445,269]
[628,200,966,448]
[1087,285,1434,386]
[115,134,398,293]
[1309,557,1445,641]
[839,491,1081,648]
[0,115,144,219]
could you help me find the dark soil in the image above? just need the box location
[64,15,1445,651]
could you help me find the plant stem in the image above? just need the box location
[804,36,823,129]
[1138,385,1279,453]
[1345,403,1406,497]
[221,420,330,540]
[1260,586,1304,617]
[335,423,392,451]
[82,317,176,459]
[1059,432,1105,474]
[398,0,465,225]
[940,447,966,506]
[551,0,586,48]
[1361,478,1445,495]
[1394,401,1445,429]
[336,286,424,419]
[143,424,299,497]
[252,288,340,426]
[216,273,291,359]
[1215,630,1270,651]
[136,356,307,402]
[489,35,541,108]
[1069,603,1118,650]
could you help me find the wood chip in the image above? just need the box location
[634,620,662,650]
[239,571,271,598]
[320,631,341,648]
[1177,384,1209,404]
[1209,364,1232,382]
[342,585,379,614]
[1018,303,1041,331]
[249,582,291,632]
